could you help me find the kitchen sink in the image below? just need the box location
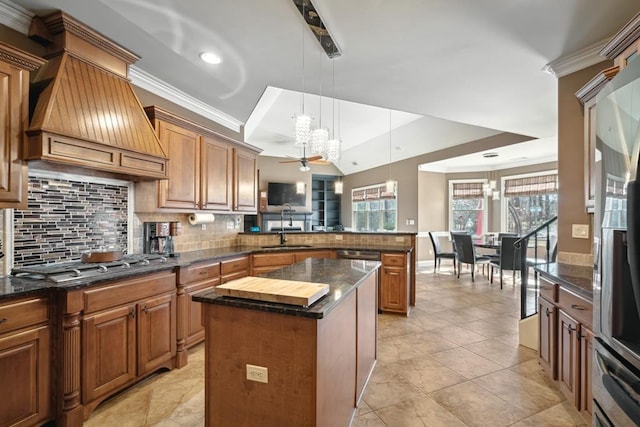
[260,245,313,249]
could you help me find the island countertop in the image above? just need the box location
[192,257,380,319]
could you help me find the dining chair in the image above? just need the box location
[451,232,490,282]
[428,231,456,274]
[489,236,522,289]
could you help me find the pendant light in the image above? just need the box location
[385,109,395,193]
[310,49,328,155]
[326,58,341,162]
[294,2,311,147]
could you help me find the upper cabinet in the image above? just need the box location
[0,42,45,208]
[136,106,260,213]
[576,11,640,212]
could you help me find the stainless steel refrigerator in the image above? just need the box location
[593,56,640,426]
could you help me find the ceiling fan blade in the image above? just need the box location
[309,159,330,165]
[306,155,324,162]
[279,159,301,163]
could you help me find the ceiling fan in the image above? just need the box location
[279,146,328,171]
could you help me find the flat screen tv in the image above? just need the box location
[267,182,305,206]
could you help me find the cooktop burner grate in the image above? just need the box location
[11,254,168,283]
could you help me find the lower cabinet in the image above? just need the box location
[380,253,410,315]
[537,278,593,423]
[177,260,221,367]
[61,271,177,422]
[220,256,250,283]
[0,295,51,427]
[251,252,295,275]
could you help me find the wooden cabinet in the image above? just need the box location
[233,147,258,212]
[380,253,410,315]
[220,256,250,283]
[356,270,378,403]
[0,295,51,427]
[538,293,557,379]
[60,271,177,421]
[537,277,593,422]
[177,260,221,367]
[251,252,295,275]
[0,43,45,208]
[294,250,335,262]
[138,106,260,213]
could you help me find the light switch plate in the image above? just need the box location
[572,224,589,239]
[246,364,268,383]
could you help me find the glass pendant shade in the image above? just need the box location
[310,128,329,154]
[326,138,341,162]
[294,114,312,146]
[385,179,395,193]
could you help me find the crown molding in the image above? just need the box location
[575,65,620,104]
[542,39,610,78]
[129,65,243,133]
[0,0,34,34]
[600,11,640,59]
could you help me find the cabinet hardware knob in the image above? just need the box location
[129,308,135,318]
[142,306,149,314]
[545,308,551,316]
[199,270,208,275]
[0,318,7,324]
[571,304,585,311]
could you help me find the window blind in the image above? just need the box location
[504,174,558,196]
[352,184,396,202]
[452,182,483,199]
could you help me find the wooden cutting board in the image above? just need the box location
[214,276,329,307]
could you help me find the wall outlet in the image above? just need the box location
[335,234,343,240]
[246,364,268,383]
[572,224,589,239]
[409,219,415,225]
[201,224,207,230]
[227,220,235,230]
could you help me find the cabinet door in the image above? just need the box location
[0,60,28,207]
[558,309,580,406]
[356,272,377,403]
[138,293,177,376]
[83,305,136,403]
[157,121,200,209]
[580,325,594,419]
[538,296,557,379]
[0,326,50,427]
[380,265,407,313]
[294,250,335,262]
[233,148,258,212]
[201,136,233,211]
[185,280,217,348]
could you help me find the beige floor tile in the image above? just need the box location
[361,365,425,410]
[386,354,467,393]
[509,401,588,426]
[378,331,459,362]
[430,324,489,346]
[407,310,454,331]
[378,315,426,339]
[472,369,565,416]
[429,347,503,379]
[463,339,537,368]
[352,411,388,426]
[376,395,467,427]
[429,381,528,427]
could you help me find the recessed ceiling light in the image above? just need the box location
[199,52,222,65]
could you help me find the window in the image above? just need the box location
[501,171,558,234]
[352,183,397,231]
[449,180,487,236]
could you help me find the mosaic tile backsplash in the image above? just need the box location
[14,177,129,266]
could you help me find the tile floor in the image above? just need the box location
[85,262,587,426]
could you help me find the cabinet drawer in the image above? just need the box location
[252,253,295,268]
[539,278,558,303]
[382,253,405,267]
[558,287,593,328]
[178,261,221,284]
[0,296,49,334]
[221,256,249,275]
[83,271,176,314]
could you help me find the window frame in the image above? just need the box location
[351,182,397,232]
[500,170,558,233]
[448,179,488,237]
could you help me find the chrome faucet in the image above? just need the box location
[280,203,293,245]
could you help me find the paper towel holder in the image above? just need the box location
[188,213,216,225]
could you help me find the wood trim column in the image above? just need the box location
[175,281,188,368]
[57,291,84,426]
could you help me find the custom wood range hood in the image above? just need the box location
[24,11,168,180]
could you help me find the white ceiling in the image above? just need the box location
[6,0,640,175]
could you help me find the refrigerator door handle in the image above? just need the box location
[596,349,640,424]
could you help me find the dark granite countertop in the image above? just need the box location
[0,244,408,301]
[534,262,593,299]
[193,258,380,319]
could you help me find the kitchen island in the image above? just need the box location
[193,257,379,427]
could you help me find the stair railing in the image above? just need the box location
[514,216,558,319]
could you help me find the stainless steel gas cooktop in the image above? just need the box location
[11,254,169,283]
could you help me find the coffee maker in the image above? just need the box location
[143,222,180,256]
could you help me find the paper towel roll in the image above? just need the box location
[188,213,215,225]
